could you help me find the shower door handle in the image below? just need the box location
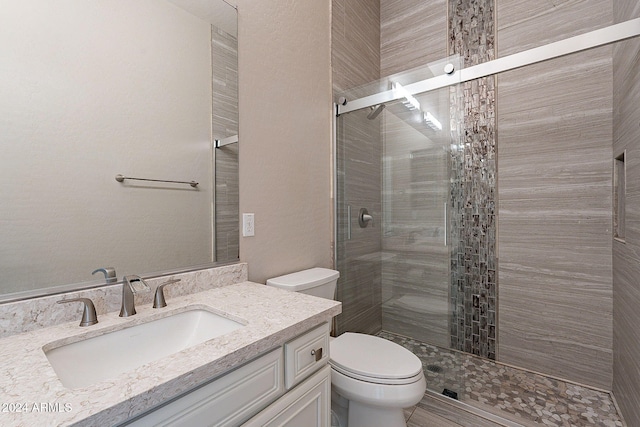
[347,205,352,239]
[444,203,447,246]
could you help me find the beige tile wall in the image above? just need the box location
[496,47,613,389]
[381,0,447,76]
[333,0,383,334]
[333,0,381,94]
[496,0,613,56]
[612,1,640,424]
[496,0,614,390]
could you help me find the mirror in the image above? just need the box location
[0,0,239,301]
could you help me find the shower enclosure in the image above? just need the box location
[334,55,473,398]
[333,7,640,423]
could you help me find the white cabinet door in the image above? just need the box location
[122,348,284,427]
[284,322,330,389]
[243,365,331,427]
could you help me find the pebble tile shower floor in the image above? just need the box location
[378,331,624,426]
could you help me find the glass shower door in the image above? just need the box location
[335,57,461,373]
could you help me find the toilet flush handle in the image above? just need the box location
[311,347,323,362]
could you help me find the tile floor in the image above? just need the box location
[378,331,625,427]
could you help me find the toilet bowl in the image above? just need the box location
[330,332,426,427]
[266,268,426,427]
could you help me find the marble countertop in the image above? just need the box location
[0,282,341,427]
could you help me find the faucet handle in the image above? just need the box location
[57,298,98,327]
[153,279,181,308]
[92,267,117,284]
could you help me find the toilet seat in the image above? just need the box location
[329,333,423,385]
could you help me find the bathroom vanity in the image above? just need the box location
[0,267,341,427]
[122,322,331,426]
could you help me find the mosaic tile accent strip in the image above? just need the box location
[380,331,624,427]
[448,0,498,359]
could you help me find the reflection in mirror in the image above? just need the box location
[0,0,238,302]
[211,5,240,263]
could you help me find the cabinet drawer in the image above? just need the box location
[122,348,284,427]
[242,365,331,427]
[284,322,330,389]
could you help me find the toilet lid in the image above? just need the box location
[329,333,423,382]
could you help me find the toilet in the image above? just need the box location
[266,268,426,427]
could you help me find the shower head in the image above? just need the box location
[367,104,385,120]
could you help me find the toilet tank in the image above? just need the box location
[266,268,340,300]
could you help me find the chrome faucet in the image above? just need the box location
[92,267,117,284]
[119,275,150,317]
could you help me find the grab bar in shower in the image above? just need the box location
[115,174,198,188]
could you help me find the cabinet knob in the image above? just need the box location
[310,347,323,362]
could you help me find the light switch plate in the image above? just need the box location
[242,213,255,237]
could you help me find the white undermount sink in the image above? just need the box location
[44,308,245,389]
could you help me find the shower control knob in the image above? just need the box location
[358,208,373,228]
